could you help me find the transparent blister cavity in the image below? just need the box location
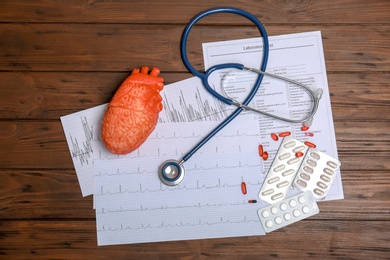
[258,191,320,233]
[293,148,341,200]
[258,136,309,204]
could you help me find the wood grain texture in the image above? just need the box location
[0,72,389,120]
[1,0,389,24]
[1,24,389,72]
[0,0,389,258]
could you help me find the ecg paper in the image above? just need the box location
[60,104,106,196]
[202,31,344,200]
[61,76,236,196]
[93,119,266,245]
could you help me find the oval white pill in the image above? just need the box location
[302,206,310,214]
[289,199,297,207]
[275,217,282,225]
[280,203,288,211]
[262,210,270,218]
[293,209,301,217]
[266,220,273,228]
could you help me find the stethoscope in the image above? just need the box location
[158,7,323,186]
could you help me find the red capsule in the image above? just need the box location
[258,144,264,157]
[271,133,279,141]
[301,125,309,131]
[295,151,304,158]
[279,131,291,137]
[262,151,269,161]
[304,141,317,148]
[305,132,314,137]
[241,182,247,195]
[248,200,257,203]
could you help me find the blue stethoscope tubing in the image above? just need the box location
[158,7,269,186]
[180,7,269,162]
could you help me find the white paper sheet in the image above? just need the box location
[61,76,233,196]
[60,104,106,196]
[93,119,266,245]
[202,31,343,200]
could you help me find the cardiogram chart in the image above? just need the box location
[93,119,267,245]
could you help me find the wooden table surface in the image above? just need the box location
[1,0,389,259]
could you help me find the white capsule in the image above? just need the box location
[282,169,295,176]
[327,161,338,169]
[278,153,291,160]
[274,164,286,172]
[268,176,280,184]
[310,152,321,160]
[277,181,290,188]
[287,157,301,165]
[284,141,296,148]
[293,145,305,153]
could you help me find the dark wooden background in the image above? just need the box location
[1,0,389,259]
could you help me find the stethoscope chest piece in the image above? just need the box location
[158,160,185,186]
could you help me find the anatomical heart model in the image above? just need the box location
[101,67,164,154]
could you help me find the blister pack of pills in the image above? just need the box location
[258,191,319,233]
[293,148,341,200]
[259,136,309,204]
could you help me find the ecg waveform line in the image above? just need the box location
[70,116,93,166]
[160,86,232,123]
[149,130,258,140]
[96,178,262,196]
[97,216,260,232]
[95,161,260,177]
[96,200,248,214]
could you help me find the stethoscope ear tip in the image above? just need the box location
[315,88,324,99]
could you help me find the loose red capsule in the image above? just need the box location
[258,144,264,157]
[304,141,317,148]
[301,125,309,131]
[241,182,247,195]
[262,151,269,161]
[271,133,279,141]
[305,132,314,137]
[295,151,304,157]
[279,131,291,137]
[248,200,257,203]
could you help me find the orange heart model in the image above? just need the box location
[101,66,164,154]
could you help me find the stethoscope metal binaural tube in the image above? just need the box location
[228,66,323,124]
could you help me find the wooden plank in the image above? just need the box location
[0,72,192,119]
[1,24,389,72]
[0,72,388,121]
[0,170,389,220]
[1,0,389,24]
[0,220,389,258]
[0,121,388,169]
